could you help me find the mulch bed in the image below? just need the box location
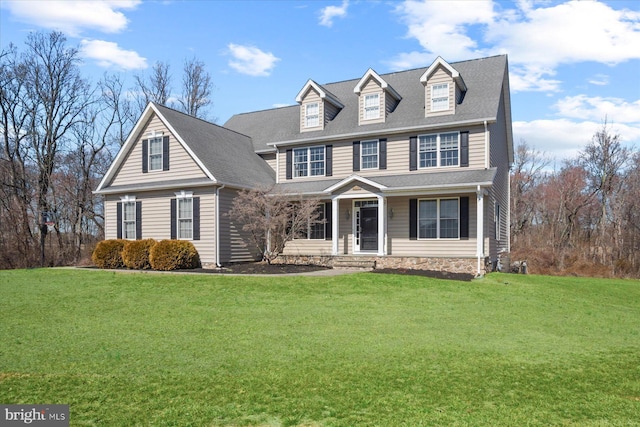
[372,268,475,281]
[186,262,331,275]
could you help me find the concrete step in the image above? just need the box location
[333,258,376,270]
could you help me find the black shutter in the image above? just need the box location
[135,201,142,240]
[162,136,170,171]
[116,202,122,239]
[409,136,417,171]
[286,149,292,180]
[325,145,333,176]
[460,131,469,167]
[379,138,387,170]
[325,201,332,240]
[409,199,417,240]
[170,199,177,239]
[142,139,148,173]
[353,141,360,171]
[193,197,200,241]
[460,196,469,239]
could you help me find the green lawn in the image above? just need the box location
[0,269,639,426]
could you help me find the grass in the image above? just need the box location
[0,269,639,426]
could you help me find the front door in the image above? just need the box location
[354,200,378,252]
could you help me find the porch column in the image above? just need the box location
[476,186,485,275]
[332,196,339,255]
[377,195,385,256]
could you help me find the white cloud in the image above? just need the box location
[554,95,640,125]
[80,39,147,70]
[588,74,610,86]
[227,43,280,77]
[392,0,640,92]
[2,0,141,36]
[319,0,349,27]
[514,119,640,160]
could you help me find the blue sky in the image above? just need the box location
[1,0,639,161]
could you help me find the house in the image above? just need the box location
[95,54,513,276]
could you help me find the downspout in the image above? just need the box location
[215,184,226,268]
[484,120,489,169]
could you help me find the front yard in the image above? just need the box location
[0,269,638,426]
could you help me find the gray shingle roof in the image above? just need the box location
[274,168,497,195]
[224,55,508,151]
[153,104,276,188]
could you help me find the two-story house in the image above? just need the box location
[95,54,513,276]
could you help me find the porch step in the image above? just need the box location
[333,258,376,270]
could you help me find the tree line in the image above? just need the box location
[0,31,213,268]
[511,121,639,278]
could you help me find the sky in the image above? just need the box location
[1,0,639,162]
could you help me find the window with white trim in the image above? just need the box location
[431,83,449,111]
[177,197,193,240]
[495,203,501,240]
[419,132,459,168]
[361,140,379,169]
[123,201,136,240]
[364,93,380,120]
[305,102,319,128]
[309,204,325,240]
[294,146,325,177]
[418,198,459,239]
[149,136,163,171]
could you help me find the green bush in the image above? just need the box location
[149,240,200,271]
[92,239,127,269]
[122,239,157,270]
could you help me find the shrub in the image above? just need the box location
[149,240,200,271]
[92,239,127,269]
[122,239,157,270]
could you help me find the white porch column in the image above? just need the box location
[377,195,385,256]
[476,185,485,275]
[332,196,339,255]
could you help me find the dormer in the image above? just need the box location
[420,56,467,117]
[353,68,401,126]
[296,79,344,132]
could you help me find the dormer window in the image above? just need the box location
[364,94,380,120]
[431,83,449,112]
[305,103,319,128]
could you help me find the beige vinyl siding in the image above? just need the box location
[218,188,261,264]
[300,89,323,132]
[487,82,511,260]
[358,78,384,125]
[104,187,217,265]
[324,101,340,125]
[282,239,332,255]
[385,90,398,116]
[260,152,277,173]
[386,195,477,257]
[425,66,455,117]
[111,114,208,186]
[277,128,489,182]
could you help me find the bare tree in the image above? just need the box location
[227,187,324,264]
[134,60,172,113]
[178,57,213,119]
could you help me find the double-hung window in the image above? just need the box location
[149,136,163,171]
[177,197,193,240]
[361,140,379,169]
[309,204,325,240]
[294,146,325,177]
[418,198,459,239]
[305,103,319,128]
[364,93,380,120]
[431,83,449,111]
[123,201,136,239]
[419,132,459,168]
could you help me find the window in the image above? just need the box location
[431,83,449,111]
[418,132,459,168]
[495,203,501,240]
[309,204,325,240]
[305,103,319,128]
[361,140,379,169]
[364,93,380,120]
[294,146,325,177]
[418,198,459,239]
[177,197,193,239]
[149,136,163,171]
[123,201,136,239]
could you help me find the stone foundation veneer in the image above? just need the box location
[273,255,486,276]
